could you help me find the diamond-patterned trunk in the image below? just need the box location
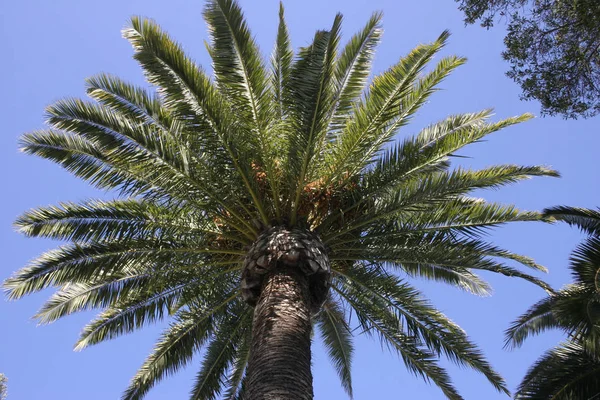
[240,227,330,400]
[241,227,330,313]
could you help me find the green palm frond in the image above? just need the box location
[509,206,600,398]
[34,274,159,325]
[85,73,177,133]
[287,14,343,224]
[332,263,510,396]
[124,17,267,227]
[363,112,531,193]
[330,233,552,292]
[333,281,463,400]
[122,294,240,400]
[190,303,251,400]
[18,129,151,195]
[4,239,242,301]
[324,31,456,186]
[316,296,354,397]
[271,2,293,119]
[223,322,252,400]
[321,165,557,244]
[570,236,600,288]
[75,285,189,351]
[505,296,559,349]
[328,12,382,133]
[515,342,600,400]
[14,199,249,245]
[204,0,282,223]
[544,206,600,236]
[204,0,272,133]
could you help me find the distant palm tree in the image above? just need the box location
[4,1,556,399]
[506,207,600,399]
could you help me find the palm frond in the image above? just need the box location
[34,274,155,325]
[316,296,354,397]
[13,199,248,245]
[85,73,176,133]
[364,111,529,193]
[332,283,463,400]
[570,236,600,286]
[322,165,558,242]
[3,239,243,300]
[122,294,240,400]
[328,12,382,133]
[124,16,268,227]
[271,2,293,119]
[204,0,282,223]
[330,234,552,293]
[347,200,544,243]
[190,304,251,400]
[544,206,600,236]
[75,284,192,350]
[223,321,252,400]
[333,263,510,395]
[286,14,342,224]
[505,296,558,349]
[18,129,153,193]
[204,0,272,132]
[515,341,600,400]
[324,31,454,186]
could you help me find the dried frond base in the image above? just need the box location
[241,227,330,312]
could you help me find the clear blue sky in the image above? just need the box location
[1,0,598,399]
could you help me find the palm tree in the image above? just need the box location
[4,1,557,399]
[506,207,600,399]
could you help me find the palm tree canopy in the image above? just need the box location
[4,1,557,399]
[507,206,600,399]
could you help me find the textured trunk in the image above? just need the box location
[242,263,313,400]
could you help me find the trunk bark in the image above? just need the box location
[242,263,313,400]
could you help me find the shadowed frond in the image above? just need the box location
[333,281,464,400]
[505,296,558,349]
[223,321,252,400]
[544,206,600,236]
[316,296,354,397]
[515,342,600,400]
[122,293,241,400]
[332,263,510,396]
[190,303,251,400]
[4,239,243,301]
[509,206,600,398]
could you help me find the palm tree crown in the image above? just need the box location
[5,1,557,399]
[506,206,600,399]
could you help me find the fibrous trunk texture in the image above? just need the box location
[242,264,314,400]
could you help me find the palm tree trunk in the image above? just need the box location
[242,263,313,400]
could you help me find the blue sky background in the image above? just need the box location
[1,0,598,399]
